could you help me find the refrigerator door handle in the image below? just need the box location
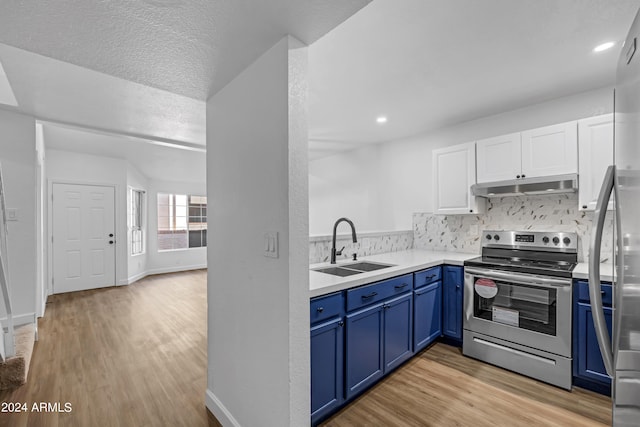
[589,164,615,377]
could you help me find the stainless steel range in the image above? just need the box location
[463,230,578,390]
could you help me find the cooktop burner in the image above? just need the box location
[464,230,579,278]
[464,255,577,278]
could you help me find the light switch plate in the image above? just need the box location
[264,231,279,258]
[6,208,17,221]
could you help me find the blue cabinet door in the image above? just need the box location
[443,266,463,340]
[345,302,384,399]
[414,281,442,351]
[311,317,344,423]
[576,302,613,385]
[383,293,414,372]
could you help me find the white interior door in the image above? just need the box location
[52,183,116,294]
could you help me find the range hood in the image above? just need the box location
[471,173,578,198]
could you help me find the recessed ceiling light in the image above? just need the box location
[376,116,388,124]
[593,42,615,53]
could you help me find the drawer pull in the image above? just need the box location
[316,307,324,313]
[362,292,378,300]
[395,283,409,290]
[338,321,344,327]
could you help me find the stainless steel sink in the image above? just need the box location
[341,262,393,272]
[312,261,395,277]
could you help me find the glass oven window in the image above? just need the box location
[473,277,557,336]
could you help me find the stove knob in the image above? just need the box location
[542,236,549,244]
[552,236,560,245]
[563,237,571,245]
[486,234,492,240]
[493,234,500,241]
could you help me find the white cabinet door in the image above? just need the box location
[521,121,578,178]
[578,114,614,211]
[432,142,485,214]
[476,133,522,183]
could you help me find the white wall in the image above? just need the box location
[46,149,207,286]
[206,37,309,427]
[145,178,207,275]
[126,163,149,282]
[35,123,47,318]
[46,149,129,286]
[0,109,36,325]
[309,86,615,234]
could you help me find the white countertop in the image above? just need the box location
[309,250,619,298]
[309,249,477,298]
[572,261,616,282]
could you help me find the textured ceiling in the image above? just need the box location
[308,0,640,158]
[0,0,371,100]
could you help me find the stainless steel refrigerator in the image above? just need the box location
[589,8,640,426]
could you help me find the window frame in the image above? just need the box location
[129,187,145,256]
[157,192,207,252]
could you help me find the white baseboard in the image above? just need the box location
[205,389,241,427]
[125,270,147,285]
[127,264,207,284]
[0,312,36,327]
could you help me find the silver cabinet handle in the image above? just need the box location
[588,164,615,377]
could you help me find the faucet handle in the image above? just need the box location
[335,246,345,256]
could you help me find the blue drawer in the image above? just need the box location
[576,281,613,307]
[414,266,442,289]
[310,292,344,325]
[346,274,413,312]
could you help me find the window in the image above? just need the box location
[129,188,145,255]
[157,193,207,250]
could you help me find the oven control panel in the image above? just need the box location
[482,230,578,251]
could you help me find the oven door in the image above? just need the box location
[463,267,572,358]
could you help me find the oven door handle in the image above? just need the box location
[464,267,571,288]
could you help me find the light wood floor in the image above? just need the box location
[321,344,612,427]
[1,270,611,426]
[0,270,215,427]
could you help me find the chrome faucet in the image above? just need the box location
[331,217,357,264]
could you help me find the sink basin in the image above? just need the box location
[312,261,395,277]
[341,262,394,272]
[312,266,364,277]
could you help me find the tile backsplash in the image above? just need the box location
[413,193,614,262]
[309,230,413,264]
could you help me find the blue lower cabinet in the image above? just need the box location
[575,302,613,386]
[442,266,463,341]
[345,292,415,400]
[383,293,414,371]
[414,281,442,351]
[345,302,385,400]
[311,317,344,424]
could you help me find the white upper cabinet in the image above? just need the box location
[432,142,485,215]
[578,114,614,211]
[476,133,522,183]
[521,121,578,178]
